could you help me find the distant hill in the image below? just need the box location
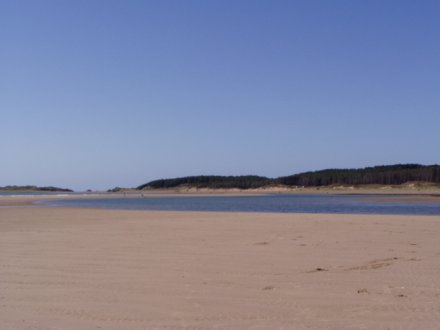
[0,185,73,192]
[277,164,440,187]
[137,164,440,190]
[137,175,272,190]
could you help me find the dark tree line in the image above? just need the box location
[277,164,440,187]
[137,175,272,190]
[137,164,440,190]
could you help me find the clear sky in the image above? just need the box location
[1,1,439,191]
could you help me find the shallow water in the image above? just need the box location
[40,194,440,215]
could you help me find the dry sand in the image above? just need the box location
[1,201,440,329]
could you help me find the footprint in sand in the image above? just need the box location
[307,267,328,273]
[408,257,421,261]
[357,288,369,294]
[347,257,398,271]
[262,286,275,291]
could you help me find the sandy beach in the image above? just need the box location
[1,200,440,329]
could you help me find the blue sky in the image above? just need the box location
[1,0,439,190]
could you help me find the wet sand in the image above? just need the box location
[1,202,440,329]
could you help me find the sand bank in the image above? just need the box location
[1,205,440,329]
[136,184,440,196]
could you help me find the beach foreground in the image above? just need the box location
[1,205,440,329]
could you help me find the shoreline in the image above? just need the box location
[2,188,440,210]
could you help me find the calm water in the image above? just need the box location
[40,194,440,215]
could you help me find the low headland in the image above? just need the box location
[0,185,73,193]
[107,164,440,196]
[136,164,440,190]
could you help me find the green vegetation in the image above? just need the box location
[137,164,440,190]
[107,187,125,193]
[277,164,440,186]
[137,175,272,190]
[0,185,73,192]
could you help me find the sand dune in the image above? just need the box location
[1,205,440,329]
